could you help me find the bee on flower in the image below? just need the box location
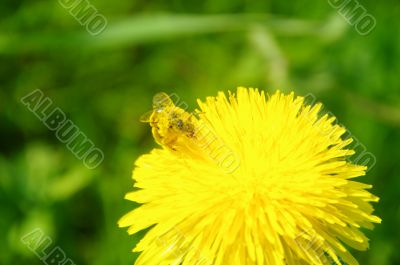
[120,87,380,265]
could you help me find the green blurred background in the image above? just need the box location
[1,0,399,264]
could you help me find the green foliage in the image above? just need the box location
[1,0,399,264]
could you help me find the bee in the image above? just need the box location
[140,92,197,150]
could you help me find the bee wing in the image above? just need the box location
[139,111,153,123]
[153,92,174,110]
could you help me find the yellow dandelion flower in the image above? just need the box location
[119,87,381,265]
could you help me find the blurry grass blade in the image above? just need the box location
[0,14,323,53]
[90,14,248,48]
[249,26,289,89]
[47,167,94,201]
[88,14,321,48]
